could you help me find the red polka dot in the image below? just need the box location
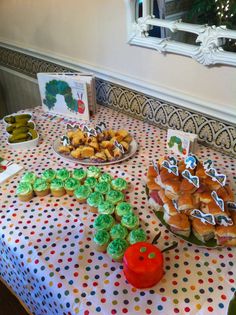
[122,308,128,313]
[229,279,235,283]
[161,297,167,302]
[208,278,213,283]
[84,311,89,315]
[184,307,190,312]
[101,298,106,303]
[74,272,79,277]
[174,308,179,313]
[172,281,178,285]
[57,283,62,288]
[93,282,98,287]
[186,269,191,275]
[114,282,120,287]
[195,256,200,261]
[111,310,116,314]
[208,306,213,312]
[146,309,152,314]
[221,294,227,300]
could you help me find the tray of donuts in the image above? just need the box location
[146,155,236,248]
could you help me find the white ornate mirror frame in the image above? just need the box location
[125,0,236,66]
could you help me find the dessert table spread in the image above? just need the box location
[0,106,235,315]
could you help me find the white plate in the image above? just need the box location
[52,138,138,165]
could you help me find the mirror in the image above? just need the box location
[126,0,236,66]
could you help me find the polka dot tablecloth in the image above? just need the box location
[0,106,236,315]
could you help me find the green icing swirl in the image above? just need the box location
[93,230,110,246]
[116,202,133,217]
[107,238,128,260]
[99,173,113,183]
[56,168,70,181]
[41,169,56,182]
[95,182,111,194]
[87,192,104,207]
[106,190,124,204]
[98,201,115,215]
[21,172,36,184]
[17,182,32,195]
[128,228,147,245]
[64,178,79,190]
[94,214,115,231]
[110,224,128,240]
[72,168,87,181]
[121,213,139,229]
[111,178,128,191]
[33,178,49,191]
[50,179,64,190]
[84,177,97,188]
[87,166,101,178]
[74,185,91,199]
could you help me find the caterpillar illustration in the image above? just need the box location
[43,80,82,113]
[168,136,186,155]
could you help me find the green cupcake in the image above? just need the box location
[87,166,101,178]
[127,228,147,245]
[87,192,104,212]
[17,182,34,202]
[41,169,56,182]
[84,177,97,189]
[94,182,111,195]
[98,201,115,215]
[106,190,124,205]
[50,179,65,197]
[121,213,139,230]
[56,168,70,181]
[72,168,87,182]
[94,214,115,231]
[115,202,133,221]
[93,230,110,252]
[110,224,128,240]
[64,178,79,195]
[99,172,113,183]
[107,238,129,262]
[33,178,50,197]
[111,178,128,191]
[21,172,37,185]
[74,185,91,202]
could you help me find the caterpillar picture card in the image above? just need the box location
[166,129,198,158]
[37,73,96,121]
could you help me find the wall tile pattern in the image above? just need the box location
[0,46,235,156]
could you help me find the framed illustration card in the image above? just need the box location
[37,73,92,121]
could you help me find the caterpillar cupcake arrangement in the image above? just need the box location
[16,166,147,260]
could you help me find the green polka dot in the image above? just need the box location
[74,298,80,303]
[140,247,147,253]
[194,295,200,300]
[148,252,156,259]
[173,299,179,304]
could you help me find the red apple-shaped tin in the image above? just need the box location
[123,242,164,289]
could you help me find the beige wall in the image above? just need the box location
[0,0,235,114]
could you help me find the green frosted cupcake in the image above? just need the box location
[64,178,79,196]
[110,224,128,240]
[106,190,124,205]
[50,179,65,197]
[56,168,70,181]
[87,166,101,178]
[41,169,56,183]
[98,201,115,215]
[84,177,97,189]
[115,202,133,221]
[99,172,113,183]
[87,191,104,213]
[121,213,139,230]
[111,178,128,192]
[107,238,129,262]
[74,185,91,203]
[127,228,147,245]
[17,182,34,202]
[93,230,110,252]
[94,214,115,231]
[21,172,37,185]
[72,168,87,182]
[33,178,50,197]
[94,182,111,195]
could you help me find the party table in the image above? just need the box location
[0,106,235,315]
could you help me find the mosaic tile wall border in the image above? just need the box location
[0,45,235,157]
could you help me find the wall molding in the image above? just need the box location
[0,40,235,125]
[0,41,236,157]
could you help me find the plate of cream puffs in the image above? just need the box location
[53,126,138,165]
[146,155,236,248]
